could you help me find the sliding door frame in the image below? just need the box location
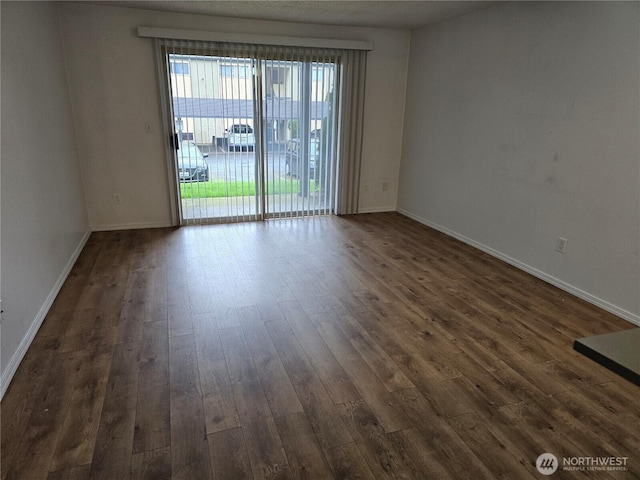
[153,36,365,225]
[155,40,181,226]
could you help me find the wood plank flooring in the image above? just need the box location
[2,212,638,479]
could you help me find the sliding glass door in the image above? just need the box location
[164,46,338,224]
[262,58,337,219]
[168,53,260,223]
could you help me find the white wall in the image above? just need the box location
[1,2,90,395]
[398,2,639,323]
[58,3,410,229]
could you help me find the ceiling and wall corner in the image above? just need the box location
[93,1,500,30]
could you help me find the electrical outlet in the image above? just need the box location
[382,182,389,192]
[113,192,122,205]
[145,122,152,134]
[364,183,369,192]
[556,237,568,254]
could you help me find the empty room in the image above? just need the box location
[1,1,638,479]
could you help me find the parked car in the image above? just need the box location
[177,141,209,182]
[226,124,255,151]
[285,138,321,179]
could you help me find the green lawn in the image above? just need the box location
[180,179,318,199]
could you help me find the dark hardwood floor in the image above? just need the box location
[2,212,638,479]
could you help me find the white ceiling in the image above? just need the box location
[99,1,500,30]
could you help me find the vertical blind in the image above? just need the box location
[155,37,367,224]
[336,49,367,215]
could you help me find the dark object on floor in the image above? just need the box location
[574,328,640,387]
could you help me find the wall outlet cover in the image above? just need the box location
[556,237,568,254]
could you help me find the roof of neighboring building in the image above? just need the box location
[172,97,330,120]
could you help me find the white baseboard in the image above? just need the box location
[358,206,396,214]
[396,208,640,327]
[0,229,91,400]
[91,221,173,232]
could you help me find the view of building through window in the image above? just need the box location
[167,54,338,223]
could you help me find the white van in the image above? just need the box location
[226,124,255,151]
